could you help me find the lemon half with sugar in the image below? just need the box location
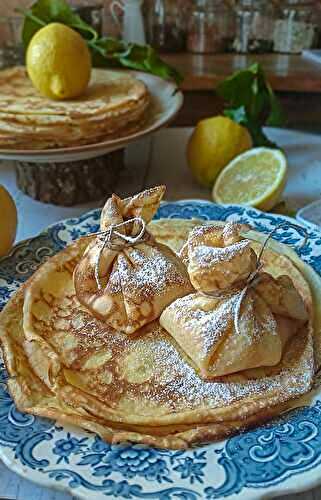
[213,147,288,211]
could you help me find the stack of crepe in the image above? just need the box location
[0,67,149,150]
[0,186,319,449]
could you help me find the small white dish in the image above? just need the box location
[297,199,321,230]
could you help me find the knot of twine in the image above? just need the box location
[84,217,148,291]
[202,221,308,335]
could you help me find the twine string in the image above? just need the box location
[83,217,148,291]
[202,221,308,335]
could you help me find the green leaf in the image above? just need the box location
[21,0,97,47]
[216,63,285,147]
[217,70,255,110]
[21,0,183,85]
[121,45,183,84]
[93,37,126,55]
[245,117,278,148]
[224,106,247,125]
[20,10,46,47]
[266,83,285,126]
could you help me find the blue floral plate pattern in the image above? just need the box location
[1,200,321,500]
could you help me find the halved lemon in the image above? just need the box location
[212,148,288,211]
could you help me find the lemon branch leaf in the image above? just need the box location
[21,0,183,85]
[216,64,285,147]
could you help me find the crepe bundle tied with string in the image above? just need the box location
[0,212,317,449]
[160,222,310,379]
[74,186,193,334]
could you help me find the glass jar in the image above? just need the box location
[0,17,24,70]
[316,1,321,48]
[146,0,187,52]
[273,1,317,54]
[232,0,275,53]
[70,1,104,35]
[187,0,234,54]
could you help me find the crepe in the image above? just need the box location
[148,218,202,254]
[0,67,150,149]
[150,217,321,370]
[0,290,291,449]
[160,223,309,378]
[182,223,258,293]
[74,187,193,334]
[0,217,316,449]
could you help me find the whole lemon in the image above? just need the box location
[26,23,91,100]
[187,116,252,187]
[0,185,17,258]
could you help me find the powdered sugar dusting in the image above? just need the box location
[127,324,314,411]
[23,225,315,430]
[222,222,246,243]
[107,245,189,298]
[191,240,251,268]
[169,293,237,357]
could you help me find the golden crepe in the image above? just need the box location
[182,223,258,293]
[0,67,150,149]
[160,223,309,379]
[0,209,316,449]
[150,217,321,371]
[74,186,193,334]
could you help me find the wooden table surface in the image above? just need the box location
[164,54,321,130]
[1,127,321,499]
[164,53,321,93]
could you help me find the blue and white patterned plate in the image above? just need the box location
[2,200,321,500]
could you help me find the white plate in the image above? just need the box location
[1,201,321,500]
[0,71,183,163]
[297,199,321,230]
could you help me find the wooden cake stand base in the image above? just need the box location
[14,149,124,206]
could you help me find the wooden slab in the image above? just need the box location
[164,53,321,93]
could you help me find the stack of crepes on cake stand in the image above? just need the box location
[0,186,320,449]
[0,67,149,149]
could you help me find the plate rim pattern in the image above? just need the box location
[1,200,321,500]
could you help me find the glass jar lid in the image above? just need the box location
[236,0,269,9]
[281,0,315,6]
[279,0,316,15]
[193,0,227,12]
